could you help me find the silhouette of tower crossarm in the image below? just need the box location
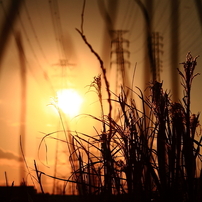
[110,30,129,46]
[110,30,130,65]
[110,48,130,60]
[111,38,129,47]
[52,59,76,68]
[51,58,76,89]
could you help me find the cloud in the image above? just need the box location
[0,148,20,161]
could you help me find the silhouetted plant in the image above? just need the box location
[59,52,201,202]
[34,3,202,200]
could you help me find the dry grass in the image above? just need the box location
[34,52,202,202]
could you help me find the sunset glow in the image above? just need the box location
[56,89,83,118]
[0,0,202,197]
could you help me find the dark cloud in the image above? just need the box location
[0,148,20,161]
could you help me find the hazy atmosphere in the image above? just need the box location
[0,0,202,196]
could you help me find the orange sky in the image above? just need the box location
[0,0,202,194]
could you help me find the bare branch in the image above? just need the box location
[81,0,86,33]
[76,28,112,120]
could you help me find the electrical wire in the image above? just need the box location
[48,0,68,62]
[22,0,51,66]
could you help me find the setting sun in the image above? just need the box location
[56,89,83,118]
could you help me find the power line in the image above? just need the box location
[120,0,134,30]
[22,0,51,66]
[49,0,68,62]
[16,6,55,92]
[0,0,55,93]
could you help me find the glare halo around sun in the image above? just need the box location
[56,89,83,118]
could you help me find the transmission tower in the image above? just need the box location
[110,30,130,95]
[51,59,76,195]
[51,59,76,89]
[151,32,163,82]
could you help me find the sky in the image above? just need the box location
[0,0,202,194]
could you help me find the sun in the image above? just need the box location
[56,89,83,118]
